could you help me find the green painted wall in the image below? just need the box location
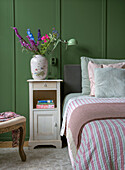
[14,0,60,141]
[107,0,125,59]
[61,0,103,76]
[0,0,125,141]
[0,0,15,140]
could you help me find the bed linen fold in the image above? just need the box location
[68,103,125,159]
[60,96,125,169]
[74,119,125,170]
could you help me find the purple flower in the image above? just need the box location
[36,41,39,46]
[38,29,41,41]
[13,27,59,56]
[27,44,32,50]
[52,28,59,38]
[23,41,28,47]
[13,27,22,40]
[19,40,24,47]
[19,39,32,50]
[27,36,40,53]
[27,36,36,47]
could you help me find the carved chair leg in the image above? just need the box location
[19,122,26,161]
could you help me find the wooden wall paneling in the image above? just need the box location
[1,0,125,142]
[101,0,107,59]
[0,0,15,140]
[107,0,125,59]
[15,0,60,140]
[0,0,15,112]
[61,0,103,78]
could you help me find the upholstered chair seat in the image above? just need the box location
[0,116,26,161]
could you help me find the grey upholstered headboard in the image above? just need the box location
[63,65,82,96]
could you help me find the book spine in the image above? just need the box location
[37,100,53,103]
[36,104,54,109]
[37,102,54,105]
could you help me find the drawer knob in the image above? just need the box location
[54,123,57,127]
[44,83,47,87]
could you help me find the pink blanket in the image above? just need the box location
[68,103,125,150]
[61,97,125,169]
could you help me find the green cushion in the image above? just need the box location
[94,67,125,98]
[81,56,125,95]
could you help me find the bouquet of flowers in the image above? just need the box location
[13,27,59,56]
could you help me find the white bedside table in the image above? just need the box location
[27,79,63,149]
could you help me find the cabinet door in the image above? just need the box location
[34,111,58,140]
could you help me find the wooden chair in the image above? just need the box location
[0,116,26,161]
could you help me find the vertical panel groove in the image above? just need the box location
[102,0,107,59]
[60,0,62,78]
[13,0,16,112]
[56,0,61,78]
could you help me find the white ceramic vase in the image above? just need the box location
[30,55,48,80]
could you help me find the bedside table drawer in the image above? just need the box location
[33,82,57,89]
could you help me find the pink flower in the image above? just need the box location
[45,34,50,40]
[41,36,46,40]
[44,39,47,43]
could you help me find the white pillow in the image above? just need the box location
[94,67,125,98]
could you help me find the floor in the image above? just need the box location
[0,146,72,170]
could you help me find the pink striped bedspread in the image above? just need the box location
[60,96,125,170]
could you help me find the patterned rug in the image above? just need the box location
[0,146,72,170]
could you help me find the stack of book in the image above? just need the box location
[36,100,55,109]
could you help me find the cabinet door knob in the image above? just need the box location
[44,83,47,87]
[54,122,57,127]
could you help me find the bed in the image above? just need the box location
[60,57,125,170]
